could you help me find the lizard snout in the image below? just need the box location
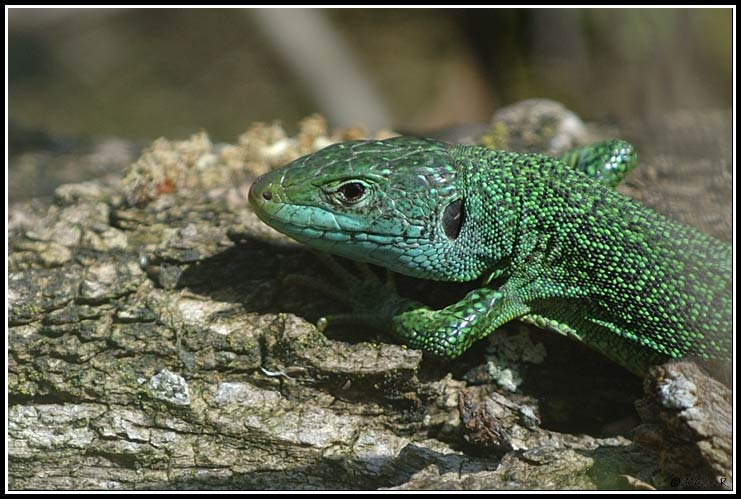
[249,172,277,209]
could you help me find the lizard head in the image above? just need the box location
[249,136,487,281]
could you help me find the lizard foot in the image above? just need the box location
[283,251,413,332]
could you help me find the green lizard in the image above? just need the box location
[248,137,732,376]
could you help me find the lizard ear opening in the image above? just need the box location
[442,199,465,240]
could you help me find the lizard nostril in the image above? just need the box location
[262,190,273,201]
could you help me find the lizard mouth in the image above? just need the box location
[248,170,443,280]
[250,173,338,237]
[253,199,398,248]
[250,171,400,243]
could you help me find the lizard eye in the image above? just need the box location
[337,182,366,204]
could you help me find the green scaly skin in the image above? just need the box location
[248,137,732,376]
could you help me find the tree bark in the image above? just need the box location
[8,105,732,490]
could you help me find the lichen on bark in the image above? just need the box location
[8,103,732,490]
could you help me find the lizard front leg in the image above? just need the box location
[558,139,637,188]
[391,287,529,359]
[292,254,528,359]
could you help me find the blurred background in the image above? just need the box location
[7,7,734,201]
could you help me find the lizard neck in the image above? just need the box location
[450,145,535,280]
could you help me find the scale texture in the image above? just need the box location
[249,137,732,376]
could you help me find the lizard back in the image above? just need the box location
[454,145,732,373]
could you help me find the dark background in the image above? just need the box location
[8,8,733,142]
